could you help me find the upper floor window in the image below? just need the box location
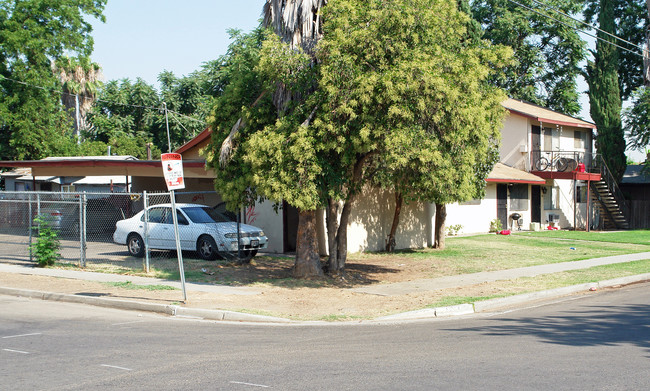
[574,131,588,150]
[543,127,559,150]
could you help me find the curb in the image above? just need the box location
[0,286,293,323]
[2,274,650,324]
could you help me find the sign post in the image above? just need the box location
[161,153,187,302]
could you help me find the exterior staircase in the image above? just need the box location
[589,159,630,230]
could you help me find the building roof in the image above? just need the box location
[502,98,596,129]
[486,163,546,184]
[621,164,650,185]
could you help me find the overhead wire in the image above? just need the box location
[505,0,645,58]
[528,0,645,53]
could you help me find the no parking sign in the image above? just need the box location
[161,153,185,190]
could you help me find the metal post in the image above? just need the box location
[163,102,171,153]
[237,207,242,261]
[170,190,187,302]
[80,192,87,267]
[143,191,150,273]
[28,193,33,262]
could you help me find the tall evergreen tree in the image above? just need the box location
[586,0,626,180]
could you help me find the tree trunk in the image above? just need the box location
[433,203,447,250]
[293,209,323,278]
[325,197,339,272]
[386,192,403,252]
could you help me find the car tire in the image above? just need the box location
[127,233,145,257]
[197,235,218,261]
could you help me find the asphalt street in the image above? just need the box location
[2,282,649,390]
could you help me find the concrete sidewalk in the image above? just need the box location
[1,252,650,323]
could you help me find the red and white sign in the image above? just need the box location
[161,153,185,190]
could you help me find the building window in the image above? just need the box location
[576,186,588,203]
[543,127,559,151]
[543,186,559,210]
[61,185,76,192]
[510,184,529,211]
[574,131,588,149]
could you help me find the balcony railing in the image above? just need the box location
[530,150,597,173]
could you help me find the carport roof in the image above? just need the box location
[0,156,212,178]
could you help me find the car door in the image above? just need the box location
[146,207,174,249]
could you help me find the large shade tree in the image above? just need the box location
[208,0,510,278]
[0,0,106,160]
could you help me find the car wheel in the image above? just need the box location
[247,250,258,257]
[197,235,218,261]
[127,233,145,257]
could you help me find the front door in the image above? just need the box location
[497,184,508,230]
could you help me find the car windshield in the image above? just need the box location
[181,206,231,224]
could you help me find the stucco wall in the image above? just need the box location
[445,184,498,234]
[500,114,530,170]
[346,187,431,253]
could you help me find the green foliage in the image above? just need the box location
[0,0,107,161]
[471,0,586,115]
[584,0,647,101]
[586,0,626,180]
[624,86,650,150]
[489,218,502,233]
[447,224,463,236]
[318,0,510,206]
[30,215,61,267]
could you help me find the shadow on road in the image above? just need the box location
[451,302,650,353]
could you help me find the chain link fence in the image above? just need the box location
[0,190,266,272]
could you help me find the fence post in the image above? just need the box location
[80,192,87,267]
[143,190,149,273]
[28,192,33,262]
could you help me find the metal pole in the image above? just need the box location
[237,207,242,261]
[28,193,33,262]
[143,191,150,273]
[170,190,187,302]
[163,102,171,153]
[80,192,87,267]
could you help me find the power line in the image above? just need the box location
[528,0,645,54]
[506,0,644,58]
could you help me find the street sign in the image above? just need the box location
[161,153,185,190]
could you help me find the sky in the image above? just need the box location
[88,0,646,162]
[89,0,264,87]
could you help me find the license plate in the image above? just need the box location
[250,240,259,247]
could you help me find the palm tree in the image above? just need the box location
[53,57,103,141]
[219,0,326,165]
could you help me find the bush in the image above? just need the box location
[30,215,61,267]
[489,219,502,233]
[447,224,463,236]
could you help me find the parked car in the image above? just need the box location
[113,203,268,260]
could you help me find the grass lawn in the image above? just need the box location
[350,230,650,277]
